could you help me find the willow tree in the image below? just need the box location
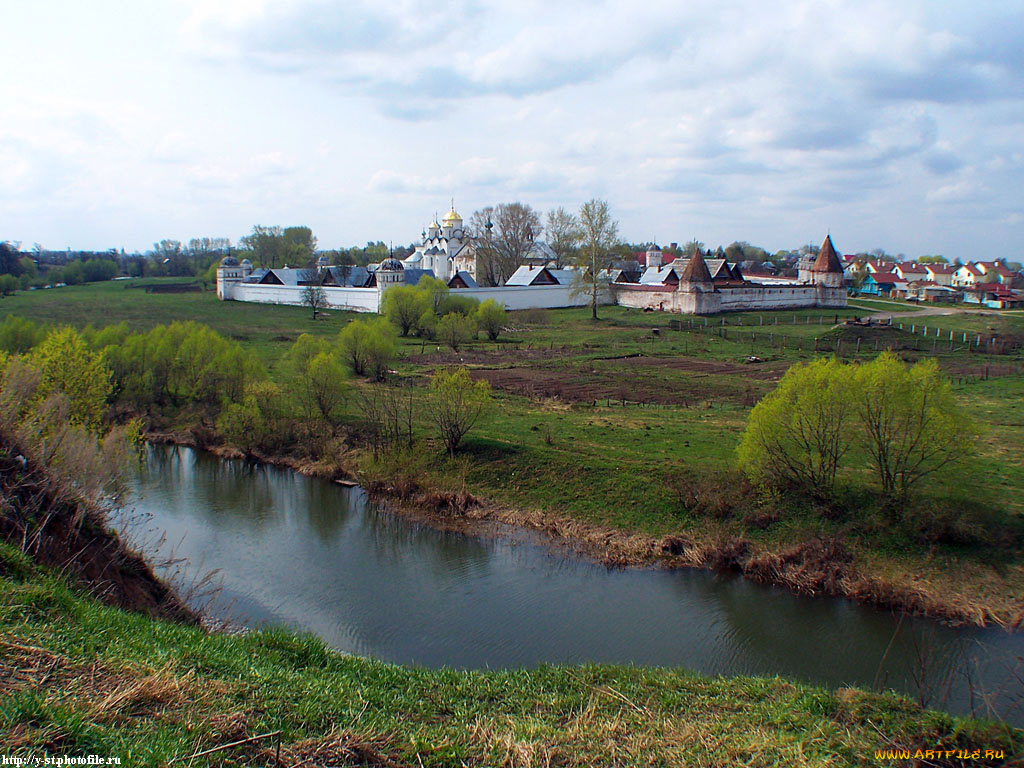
[427,367,491,456]
[737,357,854,501]
[854,353,978,512]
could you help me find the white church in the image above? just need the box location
[402,205,477,283]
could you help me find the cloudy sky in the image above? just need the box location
[3,0,1023,260]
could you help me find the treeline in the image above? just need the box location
[0,314,493,466]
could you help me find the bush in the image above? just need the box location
[381,285,427,336]
[0,315,44,354]
[29,327,112,432]
[0,274,18,296]
[476,299,506,341]
[427,367,491,456]
[737,357,854,501]
[338,318,396,380]
[437,312,475,352]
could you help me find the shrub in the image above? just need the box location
[427,367,491,456]
[338,318,396,380]
[737,357,854,501]
[437,312,475,352]
[476,299,506,341]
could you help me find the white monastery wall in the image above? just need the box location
[453,285,611,310]
[230,284,381,312]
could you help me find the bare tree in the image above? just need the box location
[468,202,542,286]
[545,207,580,268]
[299,271,330,320]
[572,199,619,320]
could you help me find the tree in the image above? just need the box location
[854,353,977,512]
[338,318,396,380]
[0,242,23,276]
[737,358,855,501]
[0,274,18,296]
[469,203,542,286]
[427,367,491,456]
[285,336,348,431]
[301,283,330,320]
[283,226,317,266]
[29,327,112,433]
[545,207,580,268]
[573,198,620,320]
[475,299,506,341]
[381,285,428,336]
[437,312,475,352]
[152,239,185,275]
[240,225,285,268]
[681,239,705,258]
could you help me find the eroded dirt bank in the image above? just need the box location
[0,442,196,623]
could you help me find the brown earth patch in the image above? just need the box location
[468,356,784,405]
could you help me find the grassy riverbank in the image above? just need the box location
[1,541,1020,766]
[4,280,1024,625]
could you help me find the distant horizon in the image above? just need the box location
[4,1,1021,263]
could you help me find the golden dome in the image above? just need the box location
[442,204,462,224]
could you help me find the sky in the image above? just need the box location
[2,0,1023,261]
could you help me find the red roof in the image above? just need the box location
[959,264,983,275]
[868,273,908,285]
[925,264,955,274]
[897,262,927,274]
[970,282,1014,295]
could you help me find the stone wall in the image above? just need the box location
[613,283,846,314]
[229,283,381,312]
[454,285,612,310]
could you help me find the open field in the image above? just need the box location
[4,279,1024,623]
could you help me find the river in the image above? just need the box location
[125,444,1023,725]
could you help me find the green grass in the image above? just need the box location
[1,542,1018,765]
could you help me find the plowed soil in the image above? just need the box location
[469,356,790,405]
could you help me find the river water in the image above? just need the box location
[126,444,1023,725]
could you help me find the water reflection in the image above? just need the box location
[127,444,1024,725]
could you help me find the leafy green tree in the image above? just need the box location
[416,275,449,314]
[282,226,317,266]
[854,353,978,511]
[0,315,44,354]
[338,318,396,380]
[417,309,438,340]
[0,274,19,296]
[284,335,348,429]
[218,381,283,458]
[0,242,22,276]
[382,285,428,336]
[437,312,475,352]
[438,293,479,317]
[29,327,112,432]
[572,198,620,320]
[427,367,491,456]
[737,358,855,501]
[475,299,506,341]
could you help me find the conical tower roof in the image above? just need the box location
[811,235,843,273]
[679,250,712,282]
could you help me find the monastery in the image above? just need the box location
[218,209,847,314]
